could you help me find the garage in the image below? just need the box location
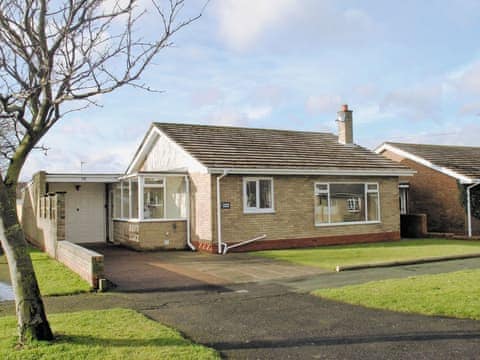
[45,173,120,244]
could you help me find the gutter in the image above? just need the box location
[216,170,229,254]
[467,182,480,238]
[208,167,414,177]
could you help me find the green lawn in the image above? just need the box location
[314,269,480,320]
[254,239,480,270]
[0,308,219,359]
[0,247,91,296]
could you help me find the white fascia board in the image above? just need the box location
[376,143,473,183]
[45,173,122,183]
[208,167,415,177]
[126,127,159,174]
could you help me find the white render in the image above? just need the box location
[129,127,207,174]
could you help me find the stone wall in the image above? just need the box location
[209,174,400,251]
[113,220,187,250]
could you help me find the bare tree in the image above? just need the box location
[0,0,204,343]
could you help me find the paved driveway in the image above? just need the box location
[95,246,326,291]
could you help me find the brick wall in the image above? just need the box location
[189,173,215,244]
[382,149,466,234]
[210,174,400,250]
[56,241,104,288]
[113,220,187,250]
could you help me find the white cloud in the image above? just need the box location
[214,1,376,52]
[448,60,480,95]
[190,87,223,107]
[306,94,341,114]
[244,105,272,120]
[380,83,443,120]
[216,0,296,51]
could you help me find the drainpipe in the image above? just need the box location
[217,170,229,254]
[223,234,267,255]
[467,182,480,238]
[185,175,195,251]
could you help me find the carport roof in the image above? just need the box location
[45,173,121,183]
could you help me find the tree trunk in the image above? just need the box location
[0,179,53,343]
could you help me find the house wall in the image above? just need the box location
[197,174,400,252]
[381,149,467,234]
[139,134,206,172]
[113,220,187,250]
[189,173,215,251]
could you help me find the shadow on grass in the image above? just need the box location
[55,334,190,347]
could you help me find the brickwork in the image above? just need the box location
[56,241,104,288]
[211,175,400,248]
[189,173,215,244]
[113,220,187,250]
[382,150,467,234]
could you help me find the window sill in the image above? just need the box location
[315,220,381,227]
[243,209,276,215]
[113,218,187,223]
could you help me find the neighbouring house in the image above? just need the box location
[375,142,480,237]
[22,105,413,254]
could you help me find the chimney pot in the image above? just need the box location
[341,104,349,112]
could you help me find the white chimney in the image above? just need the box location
[336,104,353,145]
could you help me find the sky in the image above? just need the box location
[21,0,480,180]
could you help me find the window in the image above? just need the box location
[144,177,165,219]
[315,182,380,225]
[112,175,187,221]
[243,177,274,213]
[399,186,409,215]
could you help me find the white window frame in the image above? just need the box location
[112,174,188,222]
[399,186,408,215]
[243,177,275,214]
[143,177,166,220]
[314,182,381,227]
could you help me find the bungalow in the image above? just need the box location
[375,142,480,237]
[22,105,413,253]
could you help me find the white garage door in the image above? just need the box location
[49,182,106,244]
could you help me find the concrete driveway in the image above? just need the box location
[95,246,326,291]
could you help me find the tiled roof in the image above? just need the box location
[154,123,408,172]
[385,142,480,179]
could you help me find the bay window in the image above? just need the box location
[113,174,187,221]
[315,182,380,225]
[243,177,274,213]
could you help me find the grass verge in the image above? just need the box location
[314,269,480,320]
[254,238,480,270]
[0,247,91,296]
[0,308,219,359]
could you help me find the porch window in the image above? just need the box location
[314,182,380,226]
[144,178,164,219]
[113,174,187,221]
[243,177,274,213]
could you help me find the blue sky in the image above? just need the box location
[21,0,480,179]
